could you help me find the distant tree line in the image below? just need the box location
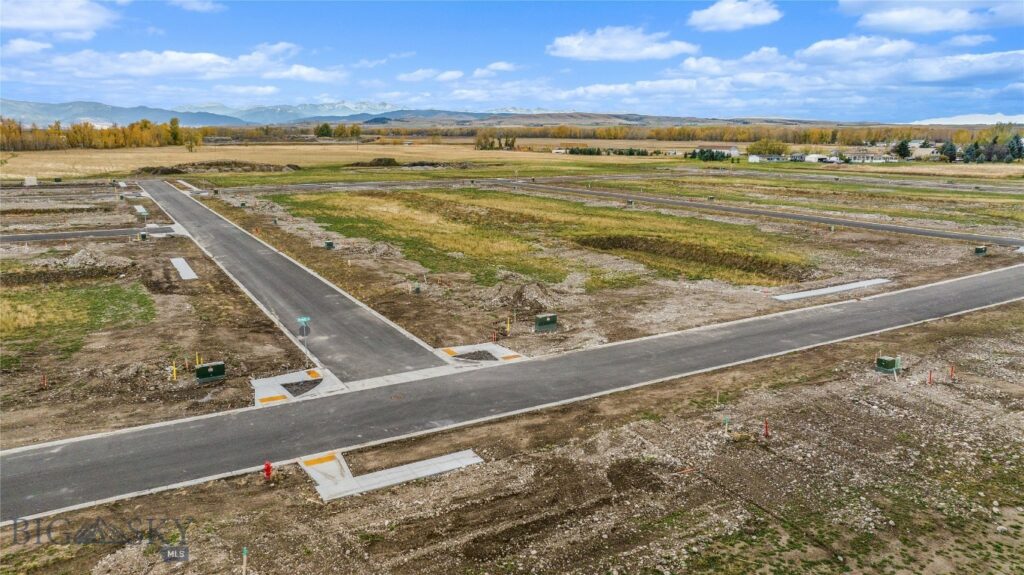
[314,122,362,138]
[960,134,1023,163]
[360,123,1020,147]
[687,148,731,161]
[3,116,1020,163]
[474,128,517,150]
[0,117,204,152]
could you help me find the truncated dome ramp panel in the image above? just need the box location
[299,449,484,501]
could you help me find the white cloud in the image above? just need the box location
[947,34,994,46]
[688,0,782,32]
[858,7,985,33]
[0,0,117,40]
[903,50,1024,83]
[397,68,439,82]
[911,113,1024,125]
[263,64,346,83]
[797,36,916,61]
[546,26,698,61]
[472,61,520,78]
[435,70,464,82]
[44,42,345,83]
[2,38,52,55]
[214,85,279,95]
[353,51,415,69]
[397,68,463,82]
[840,0,1021,33]
[168,0,226,13]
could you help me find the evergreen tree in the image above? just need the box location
[1008,134,1023,160]
[938,141,957,162]
[892,139,912,159]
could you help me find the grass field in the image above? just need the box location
[273,188,813,286]
[580,175,1024,227]
[0,281,155,370]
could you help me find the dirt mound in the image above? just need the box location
[349,157,400,167]
[65,248,133,269]
[134,160,299,175]
[485,281,562,312]
[405,161,475,169]
[36,248,133,270]
[605,458,666,492]
[576,234,812,282]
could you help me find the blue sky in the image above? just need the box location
[1,0,1022,122]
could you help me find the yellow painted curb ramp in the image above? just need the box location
[251,368,325,407]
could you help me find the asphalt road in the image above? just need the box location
[139,180,445,381]
[2,264,1021,521]
[494,180,1024,247]
[0,227,174,243]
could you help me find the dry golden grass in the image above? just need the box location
[2,140,1017,180]
[0,142,672,179]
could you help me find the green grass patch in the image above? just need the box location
[584,271,645,293]
[589,176,1024,227]
[189,158,677,188]
[0,281,155,368]
[271,188,812,287]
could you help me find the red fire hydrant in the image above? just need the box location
[263,460,273,481]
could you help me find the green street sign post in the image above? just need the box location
[297,316,311,354]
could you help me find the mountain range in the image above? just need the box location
[1,98,1018,128]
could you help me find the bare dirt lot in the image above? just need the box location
[0,234,307,447]
[0,183,171,234]
[201,187,1019,357]
[3,303,1020,574]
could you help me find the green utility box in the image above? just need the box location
[707,195,715,201]
[325,240,335,249]
[535,313,558,333]
[975,246,987,255]
[876,356,901,372]
[625,199,635,208]
[239,201,247,208]
[139,231,148,241]
[195,361,226,384]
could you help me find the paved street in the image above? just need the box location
[0,227,174,243]
[3,264,1021,521]
[139,180,447,380]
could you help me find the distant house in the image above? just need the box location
[804,154,827,163]
[709,146,740,158]
[789,153,806,162]
[847,152,898,163]
[912,146,942,160]
[552,147,568,154]
[908,139,925,148]
[748,154,787,163]
[664,149,685,156]
[203,136,235,144]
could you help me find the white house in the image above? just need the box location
[748,154,787,163]
[804,154,827,163]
